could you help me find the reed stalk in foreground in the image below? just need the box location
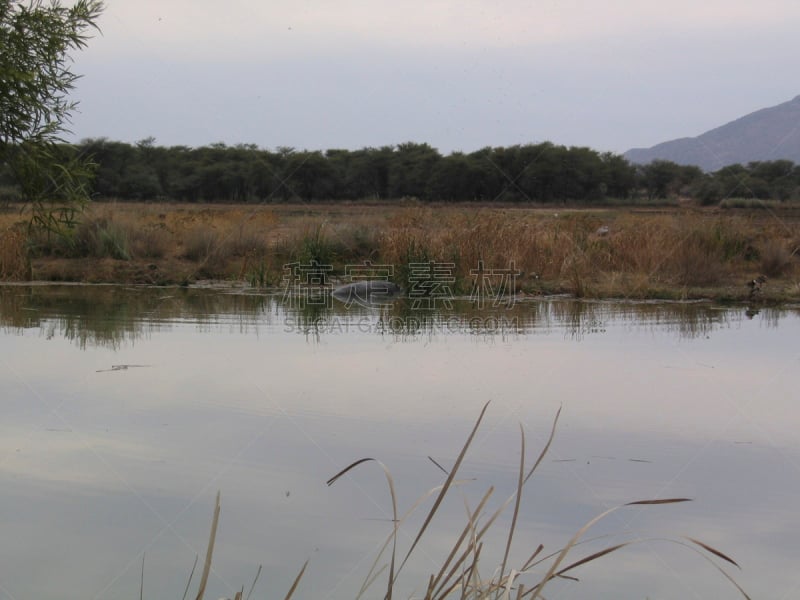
[327,402,750,600]
[185,402,748,599]
[185,490,306,600]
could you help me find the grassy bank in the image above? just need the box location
[1,201,798,301]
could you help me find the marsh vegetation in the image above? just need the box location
[1,202,797,302]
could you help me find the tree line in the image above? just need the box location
[637,159,800,204]
[3,137,800,205]
[70,138,637,203]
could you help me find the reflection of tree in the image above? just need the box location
[549,300,750,341]
[0,286,796,349]
[378,298,429,336]
[612,301,728,340]
[0,286,272,349]
[755,306,783,328]
[550,301,604,340]
[289,298,333,342]
[373,298,543,338]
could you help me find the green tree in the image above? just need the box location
[388,142,441,199]
[600,152,636,199]
[427,152,495,201]
[285,151,338,201]
[0,0,103,236]
[708,163,765,200]
[638,161,702,199]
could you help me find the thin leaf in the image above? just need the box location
[460,542,483,600]
[523,406,562,486]
[435,498,490,600]
[430,487,494,598]
[470,407,562,553]
[674,540,751,600]
[245,565,262,600]
[520,545,544,572]
[630,538,751,600]
[498,424,526,589]
[428,455,450,475]
[326,457,375,486]
[181,555,199,600]
[327,457,398,600]
[626,498,692,506]
[502,568,519,600]
[358,564,388,599]
[139,553,145,600]
[529,498,691,600]
[523,535,613,573]
[396,401,491,580]
[356,482,471,600]
[283,560,308,600]
[686,537,741,569]
[195,491,221,600]
[553,542,632,577]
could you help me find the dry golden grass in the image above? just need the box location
[2,201,798,300]
[759,238,794,277]
[0,224,31,281]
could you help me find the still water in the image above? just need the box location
[0,284,798,600]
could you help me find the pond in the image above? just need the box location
[0,284,798,600]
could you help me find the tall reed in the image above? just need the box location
[324,403,749,599]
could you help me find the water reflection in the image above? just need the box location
[1,284,799,599]
[1,284,795,348]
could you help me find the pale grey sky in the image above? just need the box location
[68,0,800,154]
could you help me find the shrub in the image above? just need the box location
[69,217,131,260]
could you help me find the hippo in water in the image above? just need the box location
[332,280,402,306]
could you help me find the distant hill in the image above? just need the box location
[624,95,800,172]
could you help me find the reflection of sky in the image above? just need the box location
[0,289,799,599]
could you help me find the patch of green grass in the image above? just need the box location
[719,197,800,209]
[65,217,131,260]
[299,222,337,267]
[244,257,274,288]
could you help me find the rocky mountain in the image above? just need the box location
[624,95,800,171]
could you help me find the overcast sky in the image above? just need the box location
[68,0,800,154]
